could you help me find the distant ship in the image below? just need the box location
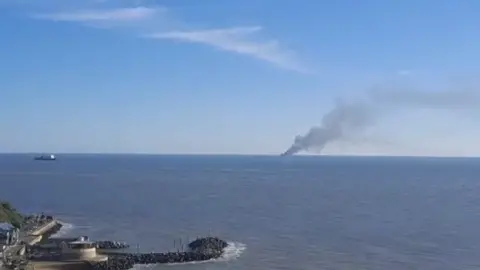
[34,154,56,161]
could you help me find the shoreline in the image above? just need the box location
[2,210,231,270]
[2,220,229,270]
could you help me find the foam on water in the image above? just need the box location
[216,241,247,262]
[49,221,75,238]
[132,241,247,269]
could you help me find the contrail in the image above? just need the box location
[281,86,480,156]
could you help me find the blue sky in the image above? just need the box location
[1,0,480,155]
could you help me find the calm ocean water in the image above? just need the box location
[1,154,480,269]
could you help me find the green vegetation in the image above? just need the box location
[0,201,24,229]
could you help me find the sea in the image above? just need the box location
[1,154,480,270]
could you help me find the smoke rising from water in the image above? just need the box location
[281,87,480,156]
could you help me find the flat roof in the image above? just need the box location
[0,223,13,230]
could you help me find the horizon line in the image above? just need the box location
[0,152,479,159]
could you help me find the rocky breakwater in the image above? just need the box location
[90,237,228,270]
[95,241,130,249]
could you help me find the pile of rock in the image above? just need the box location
[23,213,58,233]
[90,256,134,270]
[95,241,130,249]
[90,237,229,270]
[188,237,228,253]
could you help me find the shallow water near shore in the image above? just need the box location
[2,154,480,269]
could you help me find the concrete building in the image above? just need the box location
[0,222,13,235]
[0,223,17,246]
[60,240,101,260]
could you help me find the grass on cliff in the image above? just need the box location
[0,201,23,228]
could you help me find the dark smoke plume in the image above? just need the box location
[281,87,480,156]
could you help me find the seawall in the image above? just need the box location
[25,235,42,246]
[29,220,59,236]
[24,220,62,246]
[24,261,93,270]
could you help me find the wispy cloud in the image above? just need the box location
[33,7,158,22]
[25,3,306,72]
[397,70,412,76]
[149,26,305,72]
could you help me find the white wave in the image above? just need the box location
[217,241,247,262]
[49,221,75,238]
[165,241,246,266]
[131,241,246,269]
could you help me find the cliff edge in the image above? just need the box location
[0,201,23,228]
